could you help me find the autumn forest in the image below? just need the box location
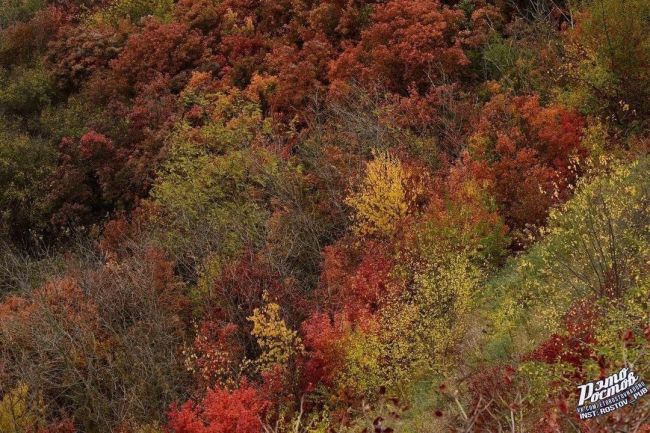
[0,0,648,431]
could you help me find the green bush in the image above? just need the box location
[0,0,45,28]
[0,63,55,116]
[0,118,55,242]
[487,156,650,355]
[563,0,650,124]
[88,0,174,26]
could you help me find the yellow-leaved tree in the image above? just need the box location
[248,299,304,373]
[346,151,413,239]
[0,385,35,433]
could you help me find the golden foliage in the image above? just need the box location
[0,385,35,433]
[345,152,412,239]
[248,299,304,373]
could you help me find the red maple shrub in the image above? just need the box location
[329,0,500,97]
[167,380,270,433]
[109,18,219,93]
[468,93,586,235]
[300,311,352,390]
[526,300,599,382]
[47,22,128,92]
